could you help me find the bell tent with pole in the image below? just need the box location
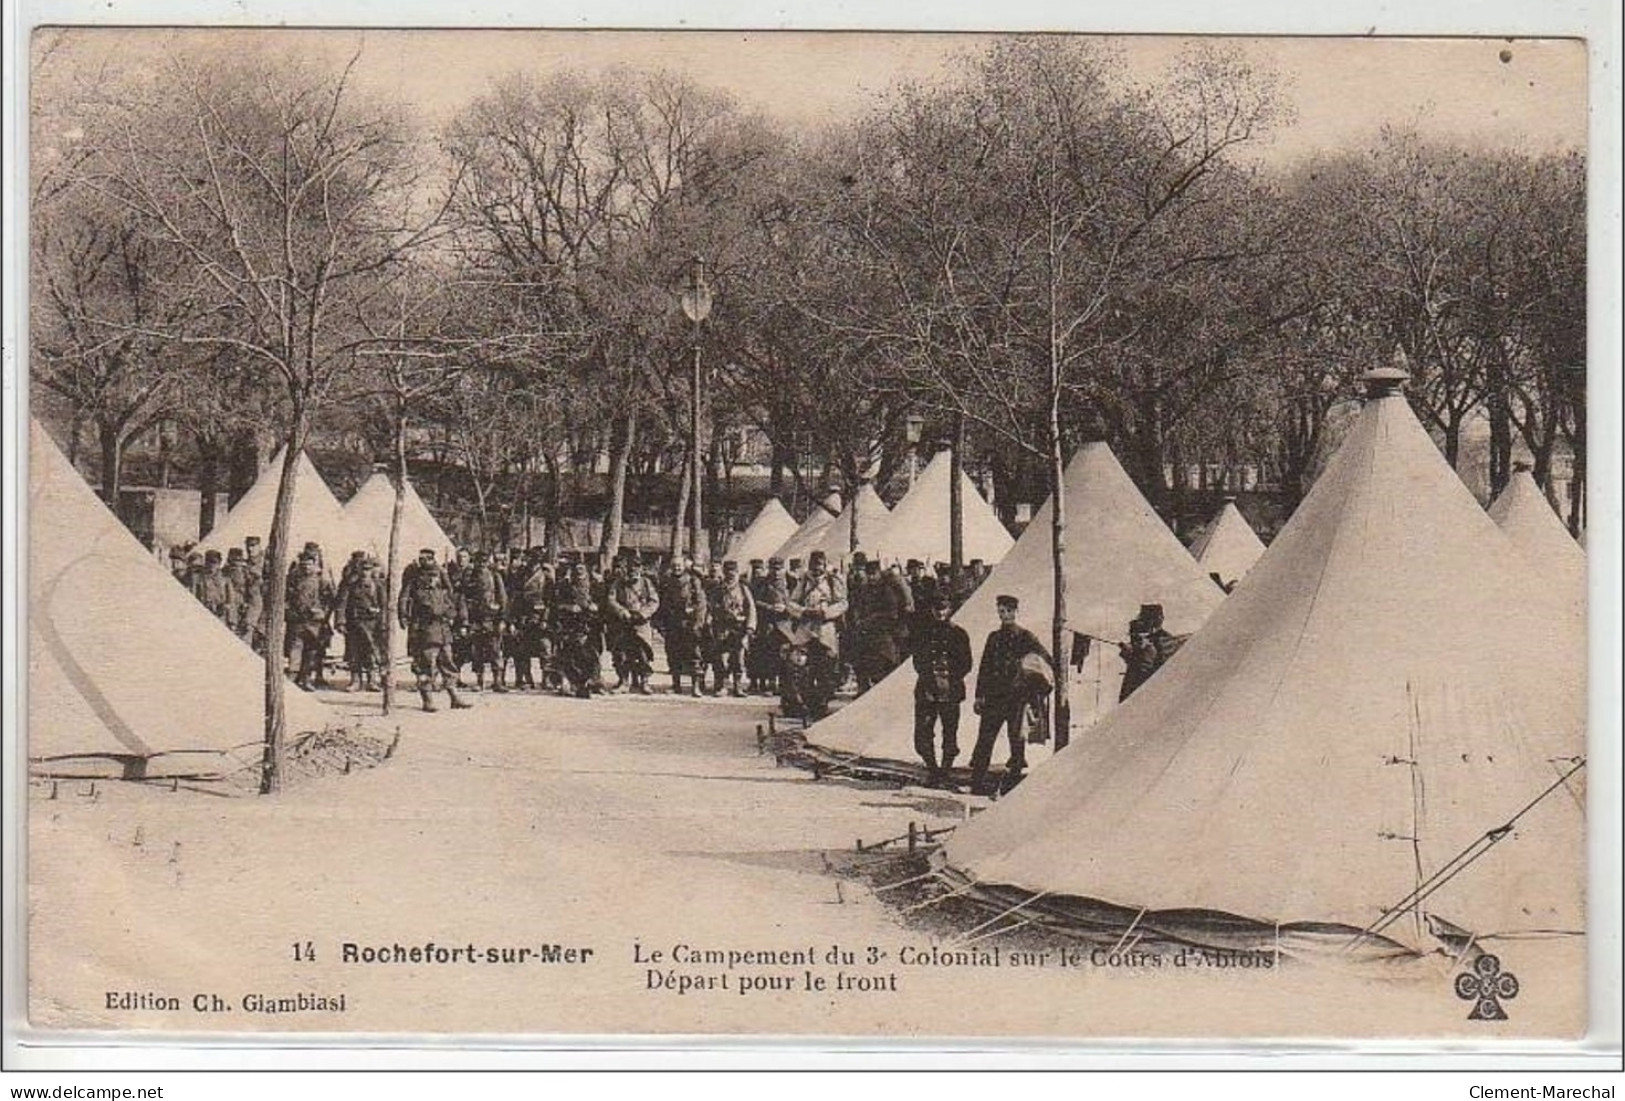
[28,421,338,780]
[1487,467,1586,624]
[343,471,457,565]
[856,450,1015,567]
[1189,497,1266,591]
[724,498,800,565]
[806,483,893,564]
[200,446,357,570]
[802,440,1225,772]
[938,369,1586,961]
[772,492,844,565]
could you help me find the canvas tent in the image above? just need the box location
[344,472,457,565]
[804,441,1224,769]
[1488,469,1586,623]
[28,422,337,779]
[1189,498,1265,590]
[856,451,1015,566]
[724,498,799,565]
[939,372,1585,958]
[773,493,844,564]
[200,447,356,568]
[806,483,892,564]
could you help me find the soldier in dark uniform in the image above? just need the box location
[222,547,256,641]
[190,549,241,632]
[284,550,336,692]
[664,554,709,697]
[912,593,973,788]
[857,559,914,692]
[341,556,388,691]
[241,537,267,652]
[550,561,603,698]
[785,557,805,594]
[842,553,870,687]
[705,560,757,697]
[398,548,471,712]
[1118,603,1178,701]
[460,550,510,692]
[969,594,1051,796]
[749,557,791,695]
[508,548,551,691]
[605,553,661,694]
[286,541,336,686]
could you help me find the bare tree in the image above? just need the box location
[68,44,448,792]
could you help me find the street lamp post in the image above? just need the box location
[680,256,713,562]
[904,411,925,490]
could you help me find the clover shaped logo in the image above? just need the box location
[1454,954,1519,1020]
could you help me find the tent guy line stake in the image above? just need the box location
[1347,757,1586,954]
[898,877,976,916]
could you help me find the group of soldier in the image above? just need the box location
[172,527,1180,796]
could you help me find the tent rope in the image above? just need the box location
[957,916,1037,949]
[951,889,1050,944]
[1346,757,1586,954]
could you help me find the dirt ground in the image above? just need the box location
[26,681,1587,1042]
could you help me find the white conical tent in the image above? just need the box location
[1488,470,1587,622]
[807,442,1224,765]
[724,498,799,565]
[942,383,1585,952]
[858,451,1015,566]
[343,472,457,565]
[807,483,892,564]
[28,422,337,779]
[773,493,844,564]
[200,447,357,566]
[1190,499,1265,589]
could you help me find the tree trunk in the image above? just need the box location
[769,435,787,497]
[156,419,174,490]
[260,413,308,795]
[949,416,965,594]
[1488,382,1514,498]
[671,450,692,560]
[1440,418,1461,469]
[97,420,124,507]
[543,451,564,556]
[198,438,221,537]
[601,405,637,561]
[1048,409,1070,753]
[381,396,408,716]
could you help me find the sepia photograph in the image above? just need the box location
[11,20,1610,1055]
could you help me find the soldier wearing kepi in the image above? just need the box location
[190,549,241,632]
[397,548,471,712]
[748,556,791,696]
[550,561,603,698]
[460,550,510,693]
[784,549,848,720]
[969,594,1051,796]
[912,592,973,789]
[1118,603,1179,701]
[605,553,661,694]
[508,548,552,691]
[222,547,255,641]
[857,559,914,692]
[705,560,757,697]
[342,556,388,692]
[664,554,710,697]
[241,537,267,651]
[284,550,336,692]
